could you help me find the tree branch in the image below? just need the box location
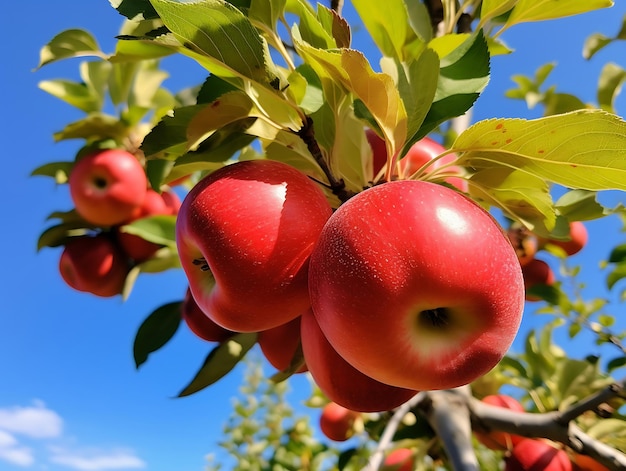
[468,377,626,470]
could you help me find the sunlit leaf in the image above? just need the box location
[597,62,626,114]
[606,262,626,290]
[554,190,613,221]
[38,29,105,68]
[503,0,613,32]
[119,215,177,246]
[454,110,626,192]
[133,301,182,368]
[178,333,257,397]
[249,0,286,31]
[52,113,129,142]
[110,0,160,20]
[149,0,267,82]
[30,161,74,184]
[285,0,335,49]
[39,79,102,114]
[477,0,518,29]
[583,14,626,59]
[352,0,419,61]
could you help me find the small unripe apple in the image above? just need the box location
[181,288,234,343]
[176,160,333,332]
[59,235,129,297]
[549,221,588,256]
[69,149,147,226]
[309,181,524,391]
[117,189,171,262]
[522,258,556,302]
[258,316,307,373]
[506,439,572,471]
[474,394,525,450]
[319,402,360,442]
[301,310,417,412]
[382,448,414,471]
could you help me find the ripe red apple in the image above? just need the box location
[116,188,171,262]
[572,454,609,471]
[258,316,307,373]
[382,448,414,471]
[301,309,417,412]
[319,401,360,442]
[161,188,182,215]
[474,394,525,450]
[181,288,234,343]
[69,149,147,226]
[176,160,333,332]
[522,258,556,302]
[308,180,525,391]
[59,234,129,297]
[505,439,572,471]
[366,129,466,191]
[549,221,588,256]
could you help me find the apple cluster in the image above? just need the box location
[176,146,526,412]
[506,220,589,302]
[59,149,181,297]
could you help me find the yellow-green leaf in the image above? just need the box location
[454,110,626,192]
[503,0,613,31]
[38,29,105,68]
[477,0,518,29]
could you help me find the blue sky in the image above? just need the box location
[1,2,626,471]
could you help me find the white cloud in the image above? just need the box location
[0,400,63,438]
[48,446,146,471]
[0,430,34,467]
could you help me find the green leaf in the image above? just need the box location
[37,223,92,251]
[597,62,626,114]
[285,0,335,49]
[554,190,613,221]
[133,301,182,368]
[404,0,433,42]
[197,74,239,104]
[454,110,626,192]
[178,333,257,397]
[608,243,626,263]
[607,356,626,372]
[30,161,74,184]
[468,167,556,234]
[317,4,351,49]
[52,113,129,142]
[583,13,626,59]
[606,262,626,290]
[503,0,613,31]
[293,28,407,166]
[141,105,205,159]
[419,31,490,140]
[352,0,420,61]
[249,0,286,31]
[149,0,268,82]
[119,215,177,246]
[477,0,518,29]
[38,29,104,68]
[39,79,102,114]
[109,0,160,20]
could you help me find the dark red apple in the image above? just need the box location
[475,394,525,450]
[59,235,129,297]
[308,180,525,391]
[258,316,307,373]
[382,448,414,471]
[505,439,572,471]
[181,288,234,343]
[522,258,556,302]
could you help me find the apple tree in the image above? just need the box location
[33,0,626,469]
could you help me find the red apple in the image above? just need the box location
[572,454,610,471]
[319,401,360,442]
[382,448,414,471]
[59,235,129,297]
[181,288,234,343]
[474,394,525,450]
[308,180,525,391]
[301,309,417,412]
[549,221,588,256]
[506,439,572,471]
[69,149,147,226]
[522,258,556,302]
[258,316,307,373]
[176,160,333,332]
[116,188,171,262]
[366,130,466,191]
[161,188,182,215]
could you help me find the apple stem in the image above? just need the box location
[297,116,355,204]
